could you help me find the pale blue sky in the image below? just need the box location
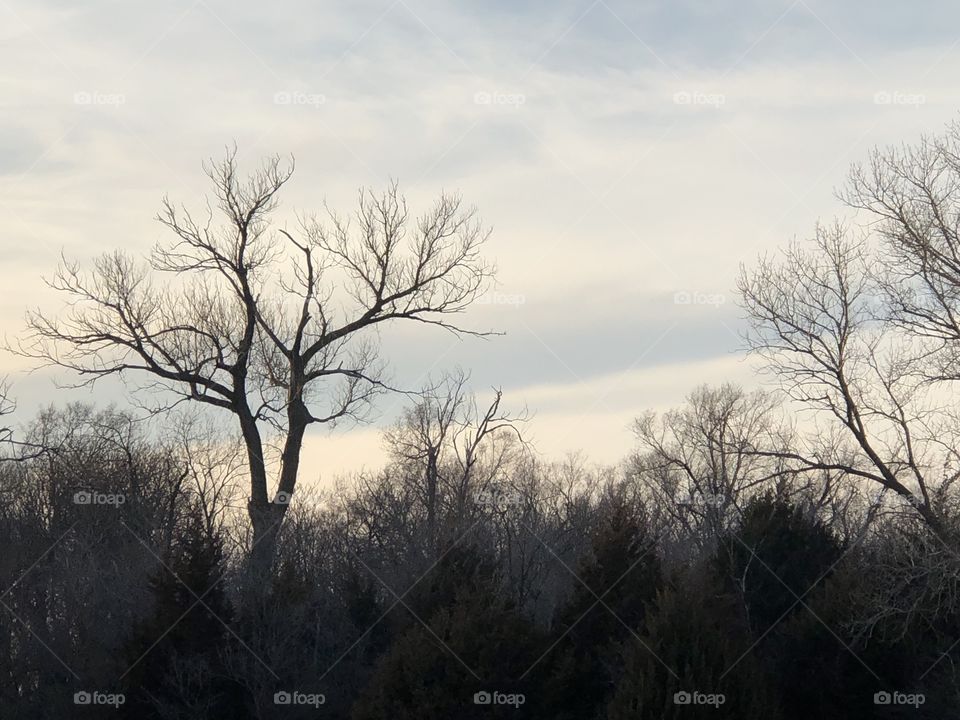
[2,0,959,478]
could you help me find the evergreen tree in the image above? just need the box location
[537,499,662,719]
[606,570,780,720]
[716,493,843,633]
[121,511,248,719]
[351,544,541,719]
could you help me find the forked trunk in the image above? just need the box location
[247,499,288,581]
[244,403,309,579]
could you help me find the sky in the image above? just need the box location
[2,0,960,485]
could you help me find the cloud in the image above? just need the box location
[2,0,959,464]
[294,351,762,484]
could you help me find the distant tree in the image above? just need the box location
[538,497,661,720]
[21,148,496,573]
[0,405,195,717]
[715,493,843,634]
[0,381,44,461]
[172,413,246,546]
[0,381,12,450]
[631,384,799,553]
[606,570,779,720]
[351,544,541,720]
[384,369,526,553]
[122,510,246,719]
[772,566,905,720]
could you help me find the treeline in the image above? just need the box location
[0,387,957,719]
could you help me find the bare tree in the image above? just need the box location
[172,412,246,547]
[0,380,12,451]
[842,121,960,383]
[631,383,802,552]
[739,222,960,540]
[19,148,496,572]
[383,369,526,551]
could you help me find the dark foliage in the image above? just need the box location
[0,405,958,718]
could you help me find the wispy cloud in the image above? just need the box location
[2,0,959,467]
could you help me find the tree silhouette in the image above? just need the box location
[22,148,495,573]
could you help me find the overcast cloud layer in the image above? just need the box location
[2,0,960,481]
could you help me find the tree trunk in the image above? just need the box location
[247,499,287,581]
[237,408,282,580]
[238,410,269,505]
[245,401,309,578]
[277,403,308,497]
[915,500,954,547]
[426,449,438,552]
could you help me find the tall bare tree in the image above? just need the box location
[841,121,960,382]
[20,148,496,572]
[739,218,960,541]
